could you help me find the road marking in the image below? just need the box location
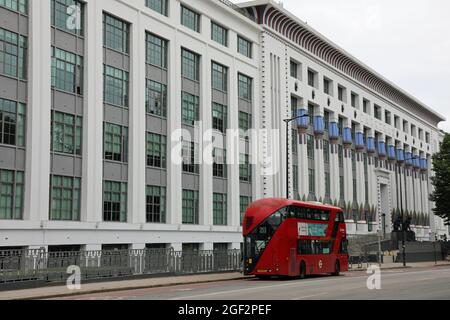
[291,292,329,300]
[173,288,194,292]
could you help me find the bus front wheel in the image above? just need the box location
[299,261,306,279]
[332,260,340,276]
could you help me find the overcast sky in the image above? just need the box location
[235,0,450,132]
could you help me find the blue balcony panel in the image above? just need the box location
[314,116,325,135]
[296,108,309,129]
[355,132,365,149]
[343,127,352,145]
[405,152,413,166]
[388,145,396,160]
[367,137,376,153]
[396,149,405,162]
[329,122,339,140]
[377,141,386,156]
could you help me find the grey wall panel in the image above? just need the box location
[213,178,227,193]
[239,182,252,197]
[211,89,227,105]
[182,173,200,190]
[146,168,167,186]
[104,105,129,126]
[238,98,252,114]
[146,116,167,135]
[0,76,18,100]
[53,29,77,52]
[18,15,28,35]
[18,81,27,102]
[182,78,200,96]
[104,49,130,71]
[0,146,25,171]
[103,161,128,181]
[0,8,19,33]
[51,154,82,177]
[53,90,83,115]
[146,65,168,84]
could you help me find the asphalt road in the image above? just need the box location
[55,265,450,300]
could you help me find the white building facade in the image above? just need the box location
[0,0,447,252]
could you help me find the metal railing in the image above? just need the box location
[0,248,242,285]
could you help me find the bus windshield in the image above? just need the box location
[244,208,286,273]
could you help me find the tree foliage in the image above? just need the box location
[430,133,450,225]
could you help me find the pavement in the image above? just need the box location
[1,261,450,300]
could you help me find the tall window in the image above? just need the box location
[145,0,168,16]
[212,62,227,92]
[103,13,129,54]
[182,189,199,224]
[0,98,25,147]
[212,103,227,133]
[103,181,127,222]
[146,132,166,168]
[338,145,344,167]
[292,129,298,153]
[213,193,227,226]
[239,111,251,140]
[293,165,299,192]
[145,32,168,69]
[211,22,227,46]
[324,111,330,131]
[240,196,251,226]
[180,5,200,32]
[325,172,331,198]
[0,28,27,79]
[323,78,331,95]
[51,0,84,36]
[104,65,129,107]
[49,175,81,221]
[323,140,330,163]
[290,60,298,79]
[146,79,167,117]
[0,170,24,220]
[181,92,199,125]
[308,169,315,195]
[338,85,346,102]
[51,47,83,94]
[307,69,316,87]
[238,73,252,101]
[363,99,370,114]
[146,186,166,223]
[51,111,82,155]
[351,92,358,108]
[339,176,345,200]
[237,36,252,58]
[307,135,314,159]
[374,105,382,120]
[0,0,27,14]
[104,123,128,163]
[239,154,251,182]
[181,48,200,81]
[182,141,199,174]
[213,148,227,178]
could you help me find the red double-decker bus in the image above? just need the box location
[243,198,348,279]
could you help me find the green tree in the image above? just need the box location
[430,132,450,225]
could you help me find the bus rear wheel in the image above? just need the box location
[332,260,340,276]
[299,262,306,279]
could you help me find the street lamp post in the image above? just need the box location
[283,113,309,199]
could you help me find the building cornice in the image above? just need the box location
[238,0,446,126]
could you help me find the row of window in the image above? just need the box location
[290,62,431,144]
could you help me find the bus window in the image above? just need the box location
[335,211,344,222]
[298,240,313,255]
[340,238,348,254]
[320,211,330,221]
[313,209,321,220]
[313,241,332,255]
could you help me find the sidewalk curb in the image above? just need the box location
[348,263,450,272]
[13,275,249,301]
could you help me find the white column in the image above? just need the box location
[229,64,240,227]
[128,13,146,225]
[200,53,213,226]
[298,134,308,199]
[167,35,182,225]
[82,1,104,223]
[24,0,52,222]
